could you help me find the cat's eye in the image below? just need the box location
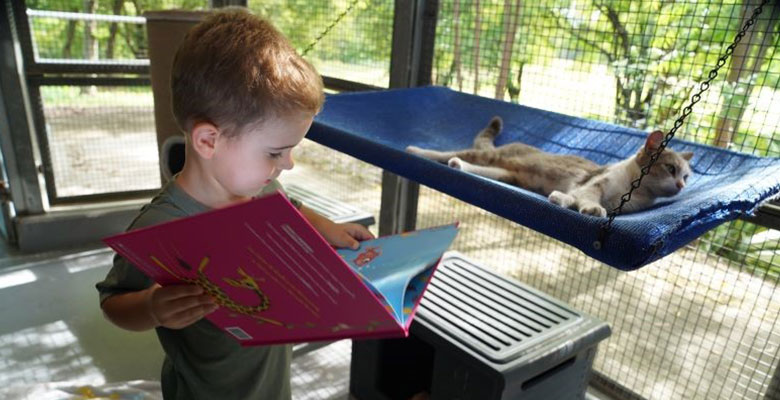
[666,164,676,175]
[684,174,689,181]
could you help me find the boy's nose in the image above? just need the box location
[280,154,294,170]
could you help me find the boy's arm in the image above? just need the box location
[101,286,160,331]
[98,205,216,332]
[299,205,374,249]
[102,284,217,331]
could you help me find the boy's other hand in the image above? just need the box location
[321,222,375,249]
[146,284,218,329]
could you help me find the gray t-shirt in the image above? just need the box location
[96,179,300,400]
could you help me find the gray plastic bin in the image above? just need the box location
[350,251,611,400]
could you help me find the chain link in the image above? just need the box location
[301,0,361,57]
[595,0,770,250]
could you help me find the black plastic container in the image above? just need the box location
[350,252,611,400]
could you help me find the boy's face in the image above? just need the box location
[211,111,314,200]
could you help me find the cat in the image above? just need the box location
[405,116,693,217]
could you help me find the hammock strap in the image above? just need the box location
[595,0,771,250]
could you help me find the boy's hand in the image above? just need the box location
[320,221,375,249]
[299,205,375,249]
[146,284,218,329]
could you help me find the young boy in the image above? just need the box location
[95,8,373,400]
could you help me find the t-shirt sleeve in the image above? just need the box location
[95,205,185,304]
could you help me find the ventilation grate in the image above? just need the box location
[418,253,582,363]
[285,184,375,226]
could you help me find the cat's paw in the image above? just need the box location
[579,203,607,218]
[406,145,423,155]
[548,191,575,208]
[447,157,464,170]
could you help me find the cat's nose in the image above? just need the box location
[676,180,685,189]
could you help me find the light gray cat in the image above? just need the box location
[406,116,693,217]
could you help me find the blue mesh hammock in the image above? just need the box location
[308,86,780,271]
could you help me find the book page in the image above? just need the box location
[336,224,458,325]
[105,191,400,346]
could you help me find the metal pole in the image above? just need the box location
[208,0,247,8]
[378,0,438,236]
[0,0,46,219]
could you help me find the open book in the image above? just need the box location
[104,191,458,346]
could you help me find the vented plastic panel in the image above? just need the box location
[418,253,583,363]
[285,184,375,227]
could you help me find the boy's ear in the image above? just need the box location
[190,122,220,159]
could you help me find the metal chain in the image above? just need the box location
[595,0,770,250]
[301,0,361,57]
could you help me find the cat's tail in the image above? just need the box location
[473,116,503,150]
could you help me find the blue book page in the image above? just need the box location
[399,265,436,326]
[336,223,458,324]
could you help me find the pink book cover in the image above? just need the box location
[104,191,458,346]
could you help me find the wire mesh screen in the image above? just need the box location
[260,0,392,222]
[22,0,389,201]
[248,0,393,88]
[417,188,780,399]
[22,0,208,200]
[280,139,383,237]
[434,0,780,155]
[39,85,159,197]
[25,0,207,62]
[424,0,780,399]
[16,0,780,396]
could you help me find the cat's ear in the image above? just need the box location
[645,130,664,153]
[680,151,694,161]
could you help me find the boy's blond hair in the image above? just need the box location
[171,8,324,137]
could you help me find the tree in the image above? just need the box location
[81,0,98,95]
[62,18,78,58]
[506,61,524,103]
[549,1,708,129]
[83,0,98,61]
[495,0,521,100]
[713,0,780,149]
[105,0,125,59]
[472,0,482,94]
[452,0,463,91]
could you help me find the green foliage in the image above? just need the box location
[430,0,780,275]
[250,0,393,65]
[40,86,153,107]
[26,0,207,60]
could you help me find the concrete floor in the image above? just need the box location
[0,245,352,399]
[0,240,611,400]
